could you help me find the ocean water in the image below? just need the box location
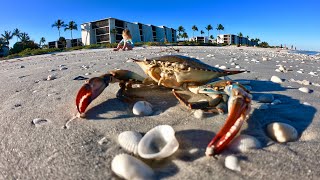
[290,50,320,56]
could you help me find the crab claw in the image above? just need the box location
[76,75,111,113]
[206,83,251,156]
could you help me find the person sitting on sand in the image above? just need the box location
[113,29,134,51]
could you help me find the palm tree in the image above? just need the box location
[13,28,21,42]
[110,28,117,42]
[181,32,188,41]
[177,26,185,40]
[205,24,213,38]
[18,32,30,49]
[216,24,224,35]
[200,30,204,37]
[216,24,224,44]
[0,38,5,50]
[81,24,90,46]
[238,32,243,45]
[52,19,66,39]
[191,25,198,39]
[39,37,46,48]
[19,33,30,43]
[246,35,249,46]
[1,31,13,46]
[65,21,78,40]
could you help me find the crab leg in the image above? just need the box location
[75,70,145,114]
[206,83,252,156]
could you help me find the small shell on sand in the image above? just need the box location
[47,74,56,81]
[259,104,269,110]
[132,101,153,116]
[194,109,205,119]
[228,134,261,153]
[270,76,283,83]
[111,154,155,180]
[225,155,241,172]
[258,94,274,103]
[118,131,142,155]
[235,80,250,85]
[271,99,282,105]
[32,118,50,127]
[266,122,298,143]
[298,87,312,93]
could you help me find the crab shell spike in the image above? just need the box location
[206,84,251,156]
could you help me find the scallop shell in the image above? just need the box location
[298,87,312,93]
[228,134,261,153]
[111,154,155,180]
[270,76,283,83]
[225,155,241,172]
[132,101,153,116]
[138,125,179,160]
[118,131,142,155]
[266,122,298,143]
[194,109,205,119]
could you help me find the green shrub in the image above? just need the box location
[6,48,61,59]
[10,41,39,54]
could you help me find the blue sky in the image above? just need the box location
[1,0,320,51]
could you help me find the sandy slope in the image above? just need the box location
[0,46,319,179]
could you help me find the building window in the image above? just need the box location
[116,34,123,42]
[116,27,124,34]
[115,20,124,27]
[96,35,109,43]
[96,27,109,35]
[92,20,109,29]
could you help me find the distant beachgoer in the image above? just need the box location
[113,29,134,51]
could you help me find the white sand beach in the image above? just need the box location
[0,46,319,179]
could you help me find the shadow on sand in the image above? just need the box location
[83,86,178,120]
[239,80,316,147]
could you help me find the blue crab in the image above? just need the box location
[75,55,252,155]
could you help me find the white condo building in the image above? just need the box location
[81,17,177,45]
[216,34,257,46]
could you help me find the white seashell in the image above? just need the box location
[236,80,250,85]
[297,70,303,74]
[32,118,50,127]
[258,104,269,110]
[111,154,155,180]
[194,109,205,119]
[47,74,56,81]
[303,102,311,106]
[258,94,274,103]
[235,65,241,69]
[308,72,318,76]
[275,69,281,72]
[266,122,298,143]
[138,125,179,160]
[220,65,227,69]
[270,76,283,83]
[228,134,261,153]
[300,80,311,86]
[271,99,281,105]
[132,101,153,116]
[225,155,241,171]
[118,131,143,155]
[298,87,312,93]
[278,65,286,72]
